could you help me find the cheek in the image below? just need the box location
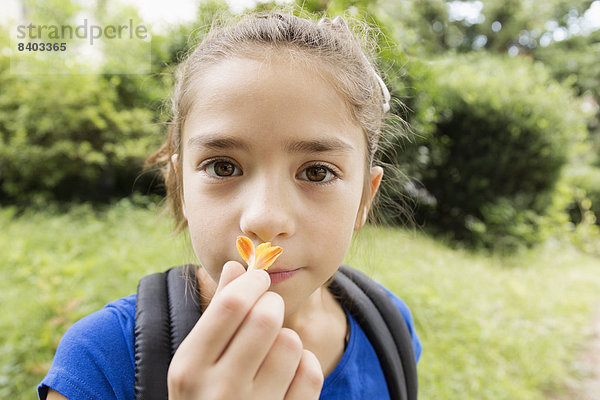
[187,221,232,282]
[182,185,235,280]
[306,182,363,262]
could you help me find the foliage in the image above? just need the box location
[19,0,82,27]
[0,68,163,204]
[534,30,600,165]
[564,165,600,226]
[379,54,587,250]
[534,29,600,101]
[0,5,171,204]
[370,0,598,55]
[1,204,599,399]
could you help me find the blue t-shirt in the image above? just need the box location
[39,288,421,400]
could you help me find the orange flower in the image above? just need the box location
[236,236,283,271]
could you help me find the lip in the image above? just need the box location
[267,268,300,284]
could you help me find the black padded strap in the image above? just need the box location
[330,265,417,400]
[166,265,202,356]
[135,265,202,400]
[338,265,418,400]
[134,270,172,400]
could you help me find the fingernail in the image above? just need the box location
[219,262,233,285]
[249,268,270,285]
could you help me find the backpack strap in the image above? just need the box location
[134,265,201,400]
[329,265,418,400]
[135,264,417,400]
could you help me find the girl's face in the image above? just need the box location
[179,54,382,316]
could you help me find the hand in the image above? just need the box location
[167,261,324,400]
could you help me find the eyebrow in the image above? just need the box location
[187,134,251,151]
[186,134,354,154]
[284,138,354,154]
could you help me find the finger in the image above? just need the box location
[215,261,246,296]
[284,350,324,400]
[178,269,271,363]
[219,291,285,374]
[254,328,303,399]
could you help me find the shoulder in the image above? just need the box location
[321,281,422,399]
[38,294,137,400]
[335,266,423,362]
[378,284,423,362]
[59,294,137,359]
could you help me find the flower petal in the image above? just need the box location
[236,237,283,271]
[255,242,272,255]
[253,243,283,271]
[236,236,254,263]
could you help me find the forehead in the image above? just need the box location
[181,54,365,153]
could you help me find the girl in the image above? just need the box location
[39,12,421,400]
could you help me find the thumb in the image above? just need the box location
[215,261,246,295]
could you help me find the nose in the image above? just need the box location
[239,174,295,243]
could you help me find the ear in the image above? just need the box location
[354,166,384,230]
[171,153,187,219]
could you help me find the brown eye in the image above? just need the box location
[199,159,241,178]
[306,166,328,182]
[214,161,235,176]
[297,163,339,184]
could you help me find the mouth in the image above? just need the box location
[267,267,301,284]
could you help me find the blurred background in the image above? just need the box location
[1,0,599,399]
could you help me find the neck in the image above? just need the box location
[282,285,329,331]
[196,268,217,313]
[282,285,347,377]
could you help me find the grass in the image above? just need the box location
[1,199,599,399]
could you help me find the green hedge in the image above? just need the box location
[565,165,600,225]
[0,24,169,205]
[0,73,163,204]
[0,12,212,206]
[378,54,587,250]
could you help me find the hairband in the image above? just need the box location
[318,16,391,113]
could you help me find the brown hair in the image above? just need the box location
[146,11,393,233]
